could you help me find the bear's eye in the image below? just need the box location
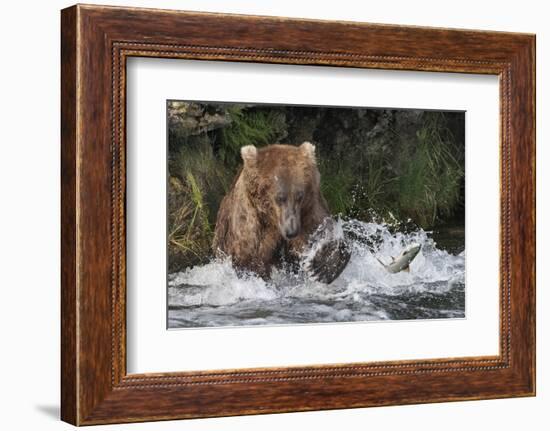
[276,194,287,205]
[296,191,305,202]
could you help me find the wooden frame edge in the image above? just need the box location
[60,4,536,425]
[61,4,79,425]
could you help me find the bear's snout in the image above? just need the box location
[281,214,300,239]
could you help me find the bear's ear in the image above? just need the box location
[241,145,257,167]
[300,141,317,164]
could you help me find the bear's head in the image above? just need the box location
[240,142,321,240]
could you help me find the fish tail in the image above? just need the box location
[375,257,387,268]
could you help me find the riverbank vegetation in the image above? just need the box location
[167,101,464,271]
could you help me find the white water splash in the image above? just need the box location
[168,219,465,315]
[333,219,464,295]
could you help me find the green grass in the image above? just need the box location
[319,112,463,227]
[219,106,283,165]
[397,113,464,226]
[167,175,212,267]
[167,141,233,271]
[319,158,357,216]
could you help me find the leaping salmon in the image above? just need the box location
[376,244,421,274]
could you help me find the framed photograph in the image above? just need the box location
[61,4,535,425]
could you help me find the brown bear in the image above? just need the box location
[212,142,350,283]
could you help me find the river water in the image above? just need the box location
[167,219,465,329]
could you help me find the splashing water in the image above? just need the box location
[168,219,465,328]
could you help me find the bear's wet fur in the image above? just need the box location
[212,142,331,278]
